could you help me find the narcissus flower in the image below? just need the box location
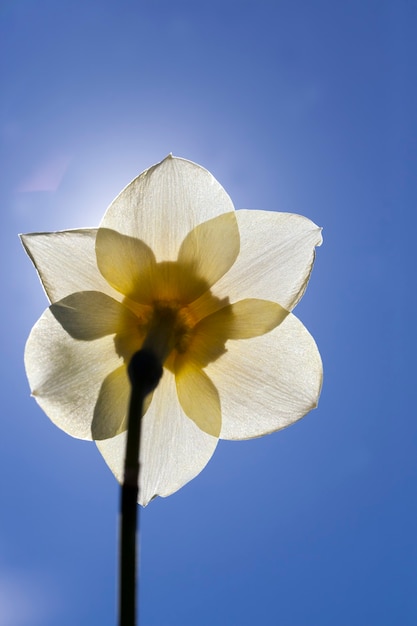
[22,155,322,505]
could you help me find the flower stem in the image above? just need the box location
[119,349,163,626]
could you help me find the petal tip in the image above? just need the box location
[317,226,324,246]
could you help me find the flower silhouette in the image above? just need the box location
[22,155,322,505]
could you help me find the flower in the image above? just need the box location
[22,155,322,506]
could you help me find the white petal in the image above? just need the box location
[97,369,218,506]
[20,229,119,303]
[25,308,123,439]
[99,155,235,261]
[205,313,322,440]
[213,211,322,311]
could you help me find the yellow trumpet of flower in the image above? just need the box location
[22,155,322,506]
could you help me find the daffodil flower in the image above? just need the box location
[22,155,322,505]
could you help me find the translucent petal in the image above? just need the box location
[95,228,210,305]
[175,364,221,437]
[25,308,123,439]
[95,228,156,302]
[213,211,322,311]
[198,299,288,340]
[204,313,323,440]
[97,369,218,506]
[99,155,235,261]
[178,212,240,294]
[50,291,139,340]
[91,366,130,440]
[20,229,118,303]
[179,299,289,369]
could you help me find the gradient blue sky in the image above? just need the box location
[1,1,416,624]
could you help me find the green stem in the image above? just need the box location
[119,350,163,626]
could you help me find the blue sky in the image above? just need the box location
[1,0,416,624]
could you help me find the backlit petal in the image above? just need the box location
[95,228,210,304]
[50,291,139,340]
[178,212,240,294]
[99,155,235,261]
[213,211,322,310]
[199,299,288,340]
[97,370,218,506]
[20,229,118,303]
[25,309,123,439]
[180,299,289,369]
[91,366,130,440]
[175,364,221,437]
[95,228,156,302]
[204,313,322,440]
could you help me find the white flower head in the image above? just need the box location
[22,155,323,505]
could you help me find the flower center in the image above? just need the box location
[142,300,196,364]
[116,259,230,370]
